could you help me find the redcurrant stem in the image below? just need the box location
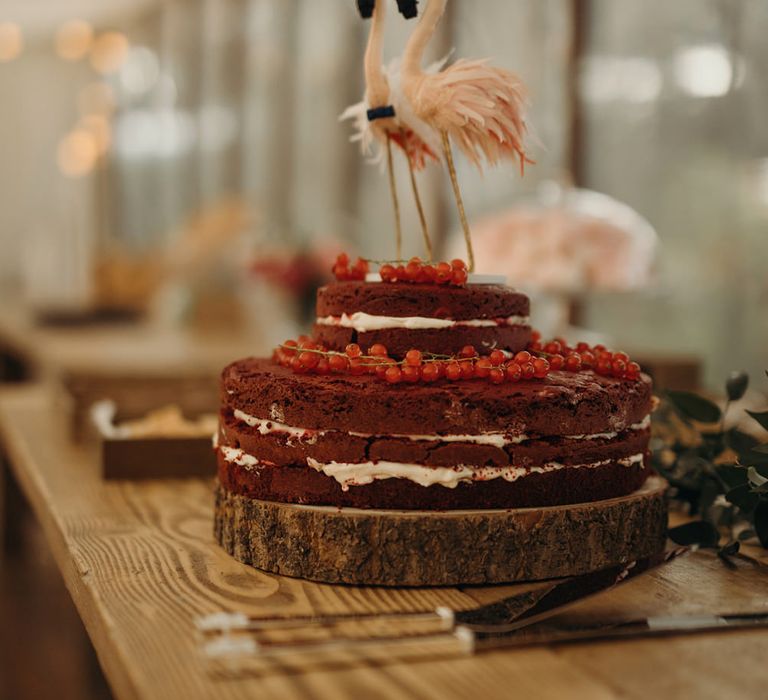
[281,345,468,366]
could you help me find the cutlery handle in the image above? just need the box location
[458,614,768,653]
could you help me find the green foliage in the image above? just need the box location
[666,391,722,423]
[668,521,720,547]
[746,410,768,432]
[655,371,768,549]
[726,371,749,401]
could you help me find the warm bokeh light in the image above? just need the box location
[79,114,112,155]
[0,22,24,62]
[57,129,99,177]
[55,20,94,61]
[78,81,115,116]
[90,31,129,75]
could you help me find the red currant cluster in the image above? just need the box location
[273,333,642,385]
[332,253,369,281]
[274,340,548,385]
[331,254,469,286]
[379,258,468,286]
[528,331,641,381]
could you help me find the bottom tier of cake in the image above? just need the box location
[217,451,651,510]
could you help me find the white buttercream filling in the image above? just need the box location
[307,453,645,490]
[220,445,261,468]
[315,312,529,333]
[218,447,645,490]
[232,409,650,448]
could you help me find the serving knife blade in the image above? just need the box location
[451,546,691,633]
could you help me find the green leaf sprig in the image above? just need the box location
[653,370,768,554]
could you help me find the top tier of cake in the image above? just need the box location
[313,281,531,358]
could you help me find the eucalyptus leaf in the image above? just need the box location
[652,371,768,549]
[753,464,768,479]
[725,428,759,455]
[746,410,768,432]
[726,484,760,514]
[667,391,721,423]
[747,467,768,492]
[716,464,749,490]
[668,521,720,547]
[725,371,749,401]
[755,501,768,548]
[747,452,768,466]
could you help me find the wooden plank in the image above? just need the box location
[1,385,767,699]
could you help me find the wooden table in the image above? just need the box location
[0,300,266,381]
[0,300,269,439]
[1,385,767,700]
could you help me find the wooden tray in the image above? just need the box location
[101,435,216,480]
[214,476,668,586]
[92,401,217,480]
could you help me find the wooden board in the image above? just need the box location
[2,385,768,700]
[214,479,668,586]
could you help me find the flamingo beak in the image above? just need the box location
[356,0,375,19]
[396,0,419,19]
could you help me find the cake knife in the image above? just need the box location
[457,611,768,653]
[201,547,691,657]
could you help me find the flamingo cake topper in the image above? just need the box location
[344,0,532,272]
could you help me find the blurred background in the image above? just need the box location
[1,2,767,697]
[0,0,766,387]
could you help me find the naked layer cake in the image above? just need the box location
[215,276,653,511]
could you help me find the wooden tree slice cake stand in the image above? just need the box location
[214,477,668,586]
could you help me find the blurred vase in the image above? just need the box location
[21,179,95,316]
[238,275,302,349]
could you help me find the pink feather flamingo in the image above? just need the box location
[342,0,442,260]
[401,0,532,271]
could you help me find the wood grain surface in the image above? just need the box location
[1,385,767,700]
[214,479,667,585]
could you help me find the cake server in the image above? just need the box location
[200,547,690,657]
[457,611,768,653]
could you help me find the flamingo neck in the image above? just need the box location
[401,0,447,78]
[364,0,389,107]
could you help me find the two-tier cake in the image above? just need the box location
[213,260,665,585]
[216,274,652,512]
[218,282,652,509]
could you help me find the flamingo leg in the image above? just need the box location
[440,130,475,272]
[402,132,432,261]
[385,134,403,260]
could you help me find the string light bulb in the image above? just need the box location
[90,31,129,74]
[55,20,94,61]
[0,22,23,62]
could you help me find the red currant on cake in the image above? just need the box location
[345,343,363,358]
[328,354,349,372]
[405,349,423,367]
[384,365,402,384]
[489,349,506,366]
